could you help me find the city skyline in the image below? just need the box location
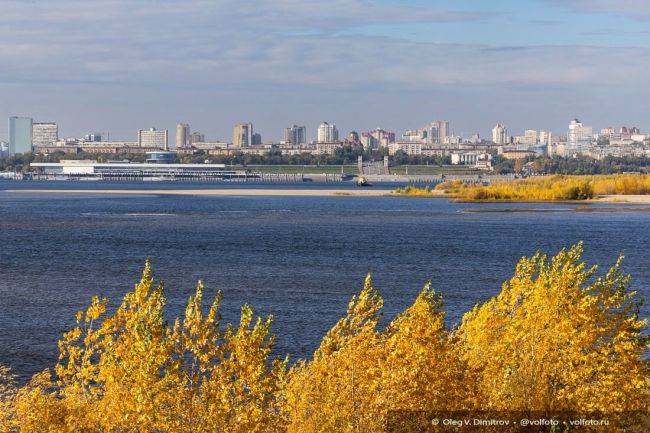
[2,0,650,141]
[2,116,643,147]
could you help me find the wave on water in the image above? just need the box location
[123,213,178,217]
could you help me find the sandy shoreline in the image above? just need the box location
[5,189,650,203]
[590,195,650,203]
[4,188,398,197]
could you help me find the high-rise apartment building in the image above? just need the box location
[190,132,205,144]
[252,133,262,145]
[538,130,551,145]
[8,116,33,155]
[428,121,449,145]
[32,123,58,147]
[138,128,168,149]
[361,128,395,149]
[317,122,338,143]
[84,133,102,142]
[233,123,253,147]
[402,128,427,143]
[176,123,190,148]
[492,123,508,144]
[523,129,538,145]
[567,119,592,154]
[283,125,307,145]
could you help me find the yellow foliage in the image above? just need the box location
[285,277,475,433]
[458,243,649,418]
[1,246,649,431]
[402,173,650,201]
[6,259,286,433]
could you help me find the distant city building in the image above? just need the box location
[137,128,168,150]
[176,123,190,149]
[283,125,307,145]
[252,133,262,145]
[317,122,338,143]
[428,121,449,145]
[146,151,176,164]
[32,122,58,147]
[538,130,551,145]
[0,142,8,158]
[233,123,253,147]
[498,148,537,160]
[401,128,427,143]
[523,129,538,145]
[316,141,342,155]
[567,118,593,154]
[347,131,360,144]
[388,141,422,156]
[361,128,395,149]
[191,141,229,150]
[190,132,205,144]
[84,133,102,142]
[466,133,481,144]
[492,123,508,144]
[600,127,615,136]
[621,126,640,135]
[451,152,492,169]
[8,116,33,156]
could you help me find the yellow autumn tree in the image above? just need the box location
[284,277,472,433]
[8,260,286,433]
[285,274,385,433]
[380,284,476,412]
[458,243,649,420]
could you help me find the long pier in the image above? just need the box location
[28,171,309,183]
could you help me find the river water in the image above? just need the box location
[1,181,649,380]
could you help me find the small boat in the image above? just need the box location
[356,176,371,187]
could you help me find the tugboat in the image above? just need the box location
[356,176,371,187]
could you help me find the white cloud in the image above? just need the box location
[1,0,650,140]
[1,0,647,89]
[543,0,650,20]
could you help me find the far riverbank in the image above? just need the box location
[8,188,650,203]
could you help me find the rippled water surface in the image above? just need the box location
[1,181,649,380]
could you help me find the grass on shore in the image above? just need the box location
[237,165,482,176]
[397,174,650,201]
[389,165,483,175]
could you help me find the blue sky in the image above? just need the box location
[1,0,649,142]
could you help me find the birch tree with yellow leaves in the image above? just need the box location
[458,243,649,416]
[284,277,473,433]
[6,260,286,433]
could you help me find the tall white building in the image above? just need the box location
[233,123,253,147]
[428,121,449,145]
[176,123,190,149]
[317,122,338,143]
[138,128,168,149]
[492,123,508,144]
[567,119,592,154]
[32,123,58,147]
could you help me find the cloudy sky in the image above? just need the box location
[1,0,649,142]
